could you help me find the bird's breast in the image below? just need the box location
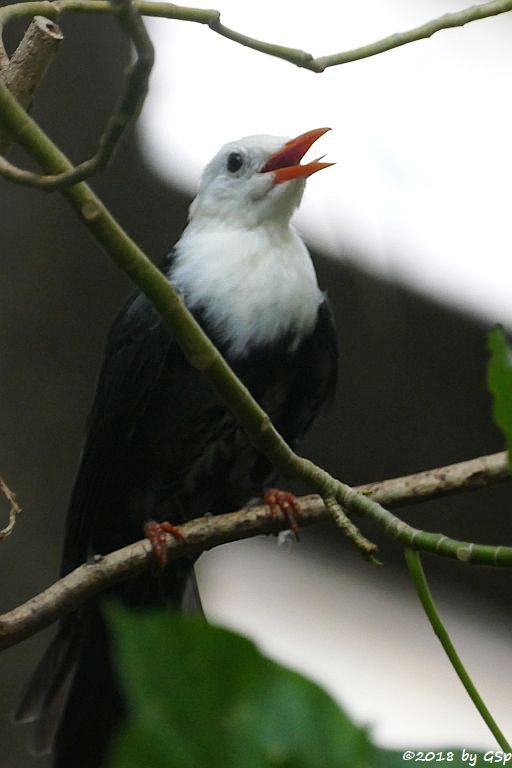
[170,224,322,358]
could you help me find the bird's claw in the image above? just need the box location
[144,519,184,568]
[264,488,301,541]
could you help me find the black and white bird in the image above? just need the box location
[15,128,338,767]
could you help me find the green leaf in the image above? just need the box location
[487,325,512,470]
[105,606,376,768]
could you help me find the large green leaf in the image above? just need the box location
[488,326,512,469]
[106,607,377,768]
[105,607,484,768]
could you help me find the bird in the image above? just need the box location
[14,127,338,767]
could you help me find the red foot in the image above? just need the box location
[144,520,184,568]
[264,488,301,541]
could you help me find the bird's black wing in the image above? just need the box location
[276,295,338,445]
[60,289,173,575]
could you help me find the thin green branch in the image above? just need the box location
[0,0,511,75]
[206,13,317,70]
[0,153,57,185]
[404,548,511,750]
[331,474,512,567]
[314,1,512,70]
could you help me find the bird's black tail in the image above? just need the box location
[14,607,122,768]
[14,617,79,754]
[54,607,124,768]
[15,566,203,767]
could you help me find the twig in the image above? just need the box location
[405,548,511,751]
[0,475,21,540]
[0,0,511,74]
[323,495,379,563]
[0,451,510,652]
[0,15,62,154]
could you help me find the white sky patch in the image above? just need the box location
[139,0,512,328]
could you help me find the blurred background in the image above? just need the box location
[1,1,512,765]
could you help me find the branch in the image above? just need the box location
[0,451,509,652]
[0,15,62,154]
[0,0,511,75]
[357,450,509,507]
[313,1,512,70]
[0,475,21,540]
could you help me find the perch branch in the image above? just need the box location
[0,499,326,650]
[0,451,509,652]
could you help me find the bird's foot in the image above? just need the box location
[264,488,301,541]
[144,520,184,568]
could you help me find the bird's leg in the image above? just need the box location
[264,488,302,541]
[144,520,184,568]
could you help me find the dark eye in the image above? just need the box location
[227,152,244,173]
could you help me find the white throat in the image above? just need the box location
[170,219,322,358]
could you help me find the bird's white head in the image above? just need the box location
[188,127,333,229]
[172,129,333,356]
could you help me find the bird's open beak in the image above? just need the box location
[260,127,333,184]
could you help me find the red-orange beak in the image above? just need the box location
[260,127,333,184]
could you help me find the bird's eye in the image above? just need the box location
[227,152,244,173]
